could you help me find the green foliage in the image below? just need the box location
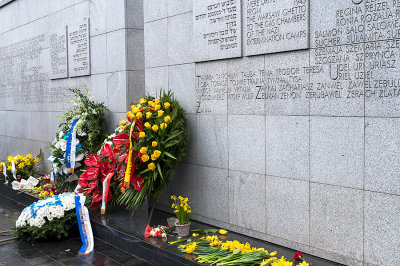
[11,211,78,243]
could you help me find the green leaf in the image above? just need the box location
[157,163,164,180]
[163,151,177,160]
[163,130,182,143]
[164,140,180,148]
[139,168,151,175]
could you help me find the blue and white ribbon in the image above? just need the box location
[66,119,80,173]
[11,160,16,180]
[75,193,94,256]
[50,171,55,183]
[3,162,7,184]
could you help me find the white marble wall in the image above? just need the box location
[144,1,400,265]
[0,0,145,171]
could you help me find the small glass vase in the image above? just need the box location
[175,222,191,237]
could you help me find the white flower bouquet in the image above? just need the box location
[12,193,78,242]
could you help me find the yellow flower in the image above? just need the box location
[120,120,126,126]
[148,101,155,107]
[7,156,13,162]
[148,163,156,171]
[136,112,143,119]
[140,98,147,104]
[18,163,24,169]
[192,233,199,238]
[131,106,139,114]
[141,154,149,162]
[270,251,277,257]
[171,195,176,200]
[145,122,151,129]
[160,123,167,130]
[120,125,127,131]
[151,154,158,161]
[7,166,12,171]
[27,154,32,159]
[154,99,160,104]
[33,158,39,164]
[298,262,309,266]
[152,141,157,147]
[16,155,22,160]
[154,150,161,157]
[146,112,152,119]
[171,203,176,208]
[187,210,192,214]
[155,105,161,111]
[158,110,164,117]
[219,229,228,235]
[127,111,134,119]
[152,125,158,132]
[50,192,54,197]
[139,132,146,139]
[139,147,148,154]
[164,116,171,123]
[184,206,187,212]
[136,104,142,109]
[174,210,178,213]
[164,102,170,109]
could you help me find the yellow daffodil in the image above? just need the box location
[144,122,151,129]
[171,195,176,200]
[164,102,170,109]
[7,166,11,171]
[141,154,149,162]
[146,112,152,119]
[160,123,167,130]
[158,110,164,117]
[219,229,228,235]
[33,158,39,164]
[27,154,32,159]
[270,251,277,257]
[192,233,199,238]
[139,132,146,139]
[152,125,158,132]
[136,112,143,119]
[164,115,171,123]
[139,147,148,154]
[7,156,13,162]
[18,163,24,169]
[140,98,146,104]
[148,163,156,171]
[152,141,157,147]
[120,120,126,126]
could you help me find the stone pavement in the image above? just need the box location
[0,194,152,266]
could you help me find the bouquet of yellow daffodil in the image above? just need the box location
[0,152,42,183]
[171,195,192,225]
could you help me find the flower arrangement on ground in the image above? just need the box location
[144,225,174,238]
[170,232,311,266]
[11,193,78,242]
[49,88,107,192]
[171,195,192,237]
[77,90,189,214]
[0,153,42,183]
